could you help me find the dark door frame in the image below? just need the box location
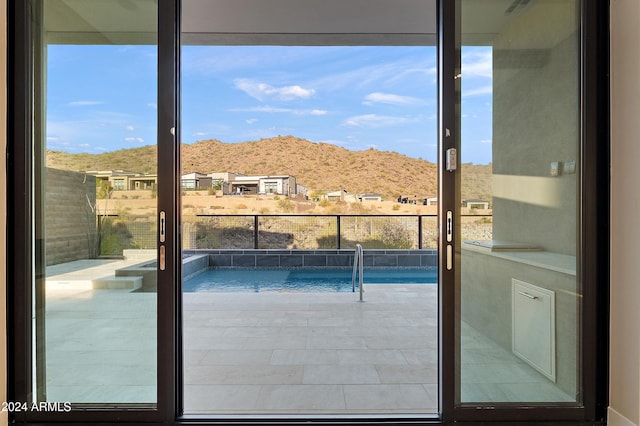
[6,0,609,424]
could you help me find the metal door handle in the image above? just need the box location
[159,211,166,243]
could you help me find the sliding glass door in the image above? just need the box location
[7,0,608,423]
[179,0,440,417]
[8,0,177,422]
[451,0,592,420]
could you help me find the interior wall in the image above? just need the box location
[610,1,640,425]
[1,0,7,422]
[491,3,579,256]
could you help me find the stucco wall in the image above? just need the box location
[610,1,640,425]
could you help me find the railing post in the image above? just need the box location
[254,215,259,249]
[418,215,423,249]
[336,215,341,249]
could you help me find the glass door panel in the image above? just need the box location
[457,0,581,404]
[32,0,158,405]
[180,0,439,416]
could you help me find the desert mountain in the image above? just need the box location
[46,136,490,200]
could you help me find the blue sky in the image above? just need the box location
[46,44,492,164]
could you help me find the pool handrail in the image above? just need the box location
[352,244,364,301]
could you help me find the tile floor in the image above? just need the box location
[43,259,574,416]
[182,285,438,414]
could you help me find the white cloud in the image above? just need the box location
[480,139,492,144]
[192,132,208,137]
[124,137,145,143]
[230,106,325,116]
[461,50,493,79]
[462,85,492,97]
[245,119,258,124]
[125,125,135,131]
[342,114,412,128]
[363,92,425,106]
[67,100,105,106]
[234,79,315,101]
[230,106,292,113]
[147,103,157,109]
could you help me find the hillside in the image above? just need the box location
[46,136,491,200]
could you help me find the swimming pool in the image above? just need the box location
[183,268,437,292]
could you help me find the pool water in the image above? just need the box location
[183,268,437,292]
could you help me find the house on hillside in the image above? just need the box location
[181,172,210,189]
[358,193,383,202]
[209,172,242,193]
[462,199,489,210]
[88,170,158,191]
[229,175,299,196]
[322,190,357,202]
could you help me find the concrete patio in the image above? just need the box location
[42,258,572,416]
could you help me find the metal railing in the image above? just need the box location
[94,213,493,254]
[184,214,434,250]
[352,243,364,301]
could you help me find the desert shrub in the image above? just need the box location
[317,199,331,207]
[235,203,248,209]
[326,205,344,215]
[392,204,401,211]
[97,182,113,200]
[99,218,137,255]
[259,207,271,214]
[379,222,413,248]
[273,195,280,200]
[349,202,372,214]
[277,198,294,212]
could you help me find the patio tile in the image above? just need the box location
[184,384,262,412]
[256,385,346,411]
[302,365,380,384]
[375,365,438,384]
[198,350,274,366]
[185,365,303,385]
[270,349,339,365]
[343,384,436,411]
[337,349,408,365]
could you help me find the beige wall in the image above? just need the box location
[610,1,640,425]
[492,2,579,256]
[1,0,7,422]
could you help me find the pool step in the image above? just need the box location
[92,276,143,291]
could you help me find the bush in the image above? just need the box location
[99,218,137,255]
[379,222,413,248]
[277,198,294,212]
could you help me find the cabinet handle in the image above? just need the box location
[518,291,539,300]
